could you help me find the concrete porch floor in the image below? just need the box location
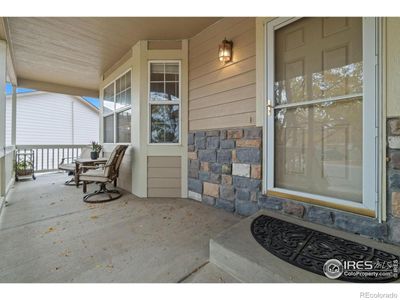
[0,173,241,283]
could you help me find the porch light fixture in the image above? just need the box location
[218,38,233,63]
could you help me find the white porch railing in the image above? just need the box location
[15,144,88,173]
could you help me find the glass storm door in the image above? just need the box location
[266,17,377,214]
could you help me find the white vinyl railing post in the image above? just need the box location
[0,40,7,199]
[11,85,17,146]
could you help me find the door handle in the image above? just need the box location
[267,100,274,116]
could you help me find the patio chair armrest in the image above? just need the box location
[81,163,106,171]
[59,157,74,164]
[82,165,101,169]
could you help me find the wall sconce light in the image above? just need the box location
[218,38,233,63]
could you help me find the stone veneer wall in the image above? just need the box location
[188,126,400,246]
[187,127,262,216]
[387,117,400,244]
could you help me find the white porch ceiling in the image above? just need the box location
[5,17,220,97]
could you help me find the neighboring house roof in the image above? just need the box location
[5,83,100,108]
[6,89,99,112]
[5,90,100,145]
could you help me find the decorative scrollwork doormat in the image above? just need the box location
[251,215,399,282]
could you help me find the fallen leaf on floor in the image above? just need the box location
[59,249,71,257]
[50,202,56,205]
[90,215,98,219]
[45,227,56,233]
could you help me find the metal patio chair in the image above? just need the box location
[58,147,91,185]
[79,144,128,203]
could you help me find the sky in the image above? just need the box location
[5,82,100,108]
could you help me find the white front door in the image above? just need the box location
[266,17,378,216]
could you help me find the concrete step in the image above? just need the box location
[181,262,240,283]
[210,210,400,283]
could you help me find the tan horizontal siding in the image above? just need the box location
[147,156,181,168]
[190,56,256,91]
[189,97,256,121]
[189,41,256,80]
[189,70,256,101]
[190,112,255,131]
[148,178,181,188]
[147,156,181,198]
[148,188,182,198]
[189,84,256,111]
[189,17,257,131]
[147,167,181,178]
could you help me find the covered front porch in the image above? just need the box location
[1,16,400,284]
[0,172,240,282]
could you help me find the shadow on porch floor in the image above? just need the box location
[0,172,241,283]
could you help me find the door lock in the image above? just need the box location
[267,100,274,116]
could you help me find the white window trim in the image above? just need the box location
[147,60,182,145]
[264,17,379,215]
[102,68,132,144]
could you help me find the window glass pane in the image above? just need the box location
[149,63,179,101]
[116,71,131,109]
[126,71,131,88]
[115,93,121,107]
[165,63,179,81]
[122,74,127,91]
[116,89,131,109]
[150,104,179,143]
[117,109,131,143]
[165,82,179,100]
[273,17,363,203]
[103,84,115,114]
[103,115,114,143]
[274,17,363,105]
[274,98,362,202]
[116,77,121,94]
[150,82,167,101]
[150,63,165,81]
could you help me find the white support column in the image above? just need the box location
[11,84,17,146]
[0,40,7,199]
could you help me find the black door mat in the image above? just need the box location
[251,215,399,282]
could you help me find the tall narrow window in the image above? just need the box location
[103,70,132,143]
[149,62,180,144]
